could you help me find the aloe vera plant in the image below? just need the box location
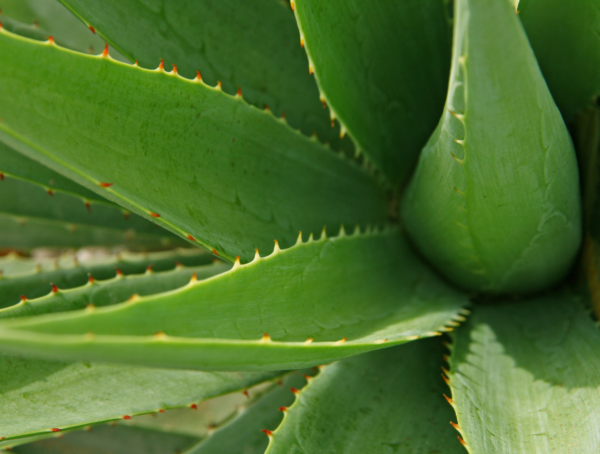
[0,0,599,452]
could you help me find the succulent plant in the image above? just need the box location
[0,0,598,452]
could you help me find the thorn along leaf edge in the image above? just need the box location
[0,25,389,263]
[0,226,467,371]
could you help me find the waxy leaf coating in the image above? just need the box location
[401,0,582,294]
[0,28,388,262]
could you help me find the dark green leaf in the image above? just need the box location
[293,0,451,185]
[519,0,600,121]
[12,425,198,454]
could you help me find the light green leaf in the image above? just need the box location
[266,339,464,454]
[0,0,126,60]
[0,353,278,441]
[0,261,229,318]
[11,424,198,454]
[0,28,388,262]
[448,291,600,453]
[0,248,213,305]
[58,0,350,152]
[293,0,451,186]
[0,140,117,207]
[186,372,309,454]
[0,177,178,240]
[519,0,600,121]
[400,0,581,294]
[0,229,467,371]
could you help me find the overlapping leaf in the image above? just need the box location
[0,248,213,305]
[10,425,198,454]
[187,373,309,454]
[266,339,463,453]
[0,140,116,206]
[519,0,600,121]
[293,0,451,185]
[0,261,229,318]
[0,354,278,441]
[58,0,350,151]
[0,28,388,262]
[448,291,600,453]
[0,229,467,371]
[0,0,125,59]
[0,177,175,239]
[0,213,176,250]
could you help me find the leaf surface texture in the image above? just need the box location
[0,229,467,370]
[293,0,451,185]
[0,29,388,261]
[449,292,600,453]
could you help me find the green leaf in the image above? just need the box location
[0,261,229,318]
[0,248,213,305]
[0,177,178,240]
[0,0,126,60]
[58,0,350,152]
[293,0,451,186]
[400,0,581,294]
[0,213,179,250]
[0,140,117,207]
[266,339,464,454]
[519,0,600,121]
[11,424,198,454]
[448,291,600,453]
[0,354,278,441]
[0,28,388,262]
[0,16,46,41]
[187,372,309,454]
[0,229,467,371]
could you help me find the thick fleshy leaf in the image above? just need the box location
[0,177,178,241]
[448,291,600,452]
[0,229,467,371]
[0,29,388,262]
[266,339,464,453]
[0,261,229,318]
[0,248,213,305]
[0,0,126,59]
[186,372,308,454]
[0,140,116,206]
[58,0,350,151]
[400,0,581,294]
[0,353,278,441]
[293,0,451,185]
[11,425,198,454]
[519,0,600,121]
